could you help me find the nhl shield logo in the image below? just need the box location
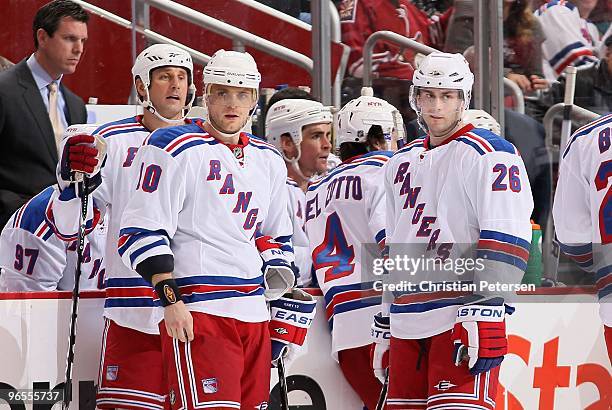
[202,378,218,394]
[169,389,176,405]
[233,146,244,160]
[106,365,119,381]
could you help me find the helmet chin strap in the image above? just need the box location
[284,147,313,183]
[141,85,196,126]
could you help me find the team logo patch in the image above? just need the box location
[106,365,119,381]
[169,389,176,405]
[434,380,457,391]
[164,284,177,304]
[202,378,218,394]
[338,0,358,23]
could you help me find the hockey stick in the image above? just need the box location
[375,371,389,410]
[62,177,89,409]
[546,66,578,281]
[277,355,290,410]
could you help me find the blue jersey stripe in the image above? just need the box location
[129,239,169,266]
[480,230,531,251]
[390,296,464,314]
[477,250,528,271]
[175,274,264,286]
[105,297,159,308]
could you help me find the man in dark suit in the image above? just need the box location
[0,0,89,229]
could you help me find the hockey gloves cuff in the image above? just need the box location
[256,234,296,301]
[269,288,316,368]
[370,312,391,384]
[451,297,514,375]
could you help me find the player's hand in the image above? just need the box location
[451,297,514,375]
[269,289,316,367]
[60,134,107,182]
[163,301,194,343]
[370,312,390,384]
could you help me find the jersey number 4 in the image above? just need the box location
[312,212,355,283]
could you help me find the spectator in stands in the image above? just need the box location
[504,0,548,94]
[0,56,13,72]
[337,0,436,80]
[535,0,601,81]
[0,0,88,230]
[444,0,474,54]
[552,34,612,114]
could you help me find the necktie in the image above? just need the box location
[47,82,64,152]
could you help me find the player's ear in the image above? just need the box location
[280,134,298,159]
[135,78,146,101]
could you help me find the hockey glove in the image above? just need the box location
[269,288,316,367]
[59,133,107,188]
[370,312,391,384]
[256,234,296,301]
[451,297,515,375]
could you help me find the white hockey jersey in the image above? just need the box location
[118,121,294,323]
[286,177,312,286]
[384,124,533,339]
[553,113,612,326]
[535,1,600,80]
[0,186,105,291]
[48,116,162,333]
[305,151,391,356]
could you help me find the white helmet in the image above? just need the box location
[203,49,261,90]
[202,49,261,140]
[266,99,332,154]
[463,109,502,135]
[132,44,196,123]
[409,52,474,111]
[336,96,396,148]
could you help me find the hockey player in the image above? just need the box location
[51,43,196,409]
[304,95,398,409]
[552,113,612,364]
[377,52,533,409]
[266,98,333,285]
[0,182,105,291]
[116,49,312,410]
[535,0,601,81]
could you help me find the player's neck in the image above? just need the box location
[202,121,240,145]
[287,165,310,192]
[141,111,181,132]
[429,120,465,147]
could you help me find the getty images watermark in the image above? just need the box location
[370,254,536,293]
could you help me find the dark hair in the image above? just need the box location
[33,0,89,49]
[338,124,386,161]
[504,0,537,43]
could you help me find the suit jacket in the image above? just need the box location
[0,59,87,229]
